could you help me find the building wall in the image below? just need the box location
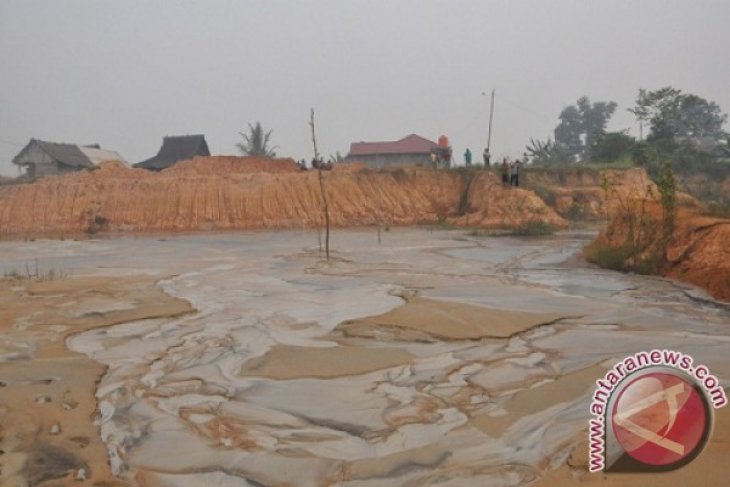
[346,153,432,168]
[32,162,60,178]
[15,143,85,178]
[29,161,82,178]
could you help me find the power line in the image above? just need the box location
[497,95,555,125]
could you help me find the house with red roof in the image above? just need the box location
[346,134,438,168]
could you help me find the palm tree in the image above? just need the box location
[237,122,278,157]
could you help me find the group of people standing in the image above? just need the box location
[462,148,491,167]
[297,158,333,171]
[500,157,522,187]
[462,148,525,187]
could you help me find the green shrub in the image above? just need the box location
[584,242,663,274]
[584,242,634,271]
[467,221,558,238]
[510,220,558,236]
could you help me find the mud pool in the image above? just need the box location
[1,228,728,486]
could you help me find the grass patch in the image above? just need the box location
[510,220,559,236]
[468,221,558,238]
[584,242,634,271]
[467,228,502,238]
[2,261,68,282]
[584,242,662,275]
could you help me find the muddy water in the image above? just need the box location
[1,228,728,486]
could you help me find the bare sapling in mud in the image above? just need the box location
[310,108,330,260]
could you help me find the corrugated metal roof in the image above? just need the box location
[12,139,127,169]
[348,134,437,156]
[35,140,94,168]
[78,146,128,165]
[134,134,210,170]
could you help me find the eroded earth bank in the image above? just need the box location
[0,157,564,235]
[1,229,728,486]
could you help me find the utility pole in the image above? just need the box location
[487,89,495,151]
[309,108,320,161]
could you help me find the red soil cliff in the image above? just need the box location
[589,203,730,302]
[0,157,565,236]
[523,167,699,220]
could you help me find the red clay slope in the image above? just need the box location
[591,204,730,302]
[0,157,565,236]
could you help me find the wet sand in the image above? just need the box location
[336,294,571,340]
[0,229,727,486]
[533,405,730,486]
[239,344,415,379]
[0,276,193,487]
[471,364,609,438]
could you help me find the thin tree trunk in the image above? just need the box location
[310,108,330,260]
[318,169,330,259]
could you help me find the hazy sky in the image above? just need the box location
[1,0,729,175]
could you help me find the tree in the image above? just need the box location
[627,88,651,141]
[631,87,728,152]
[590,131,636,163]
[328,151,345,164]
[552,96,617,162]
[309,109,330,260]
[525,137,567,164]
[578,97,618,160]
[554,105,583,160]
[657,159,677,260]
[630,141,657,167]
[237,122,278,157]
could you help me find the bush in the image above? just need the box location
[466,221,558,238]
[631,141,657,167]
[584,241,663,275]
[510,220,558,236]
[2,264,68,281]
[584,242,634,271]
